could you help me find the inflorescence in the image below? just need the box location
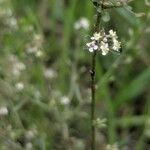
[86,29,121,55]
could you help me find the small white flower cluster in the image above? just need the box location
[106,143,119,150]
[15,82,24,91]
[6,16,18,29]
[86,30,121,55]
[26,33,43,58]
[25,128,38,140]
[44,68,57,79]
[0,6,18,30]
[24,128,37,149]
[74,17,90,30]
[0,106,8,116]
[9,55,26,76]
[25,142,33,150]
[60,96,70,105]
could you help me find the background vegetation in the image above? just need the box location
[0,0,149,149]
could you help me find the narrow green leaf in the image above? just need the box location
[114,67,150,110]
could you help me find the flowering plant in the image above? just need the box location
[86,29,121,55]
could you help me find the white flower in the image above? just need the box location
[9,55,26,76]
[26,33,43,57]
[25,143,33,150]
[86,41,98,52]
[112,39,121,51]
[34,90,41,99]
[108,30,121,51]
[60,96,70,105]
[91,32,102,41]
[74,17,90,30]
[0,106,8,116]
[109,30,117,38]
[103,37,108,42]
[100,41,109,55]
[44,68,57,79]
[106,143,119,150]
[26,47,38,54]
[86,29,121,55]
[15,82,24,91]
[25,128,37,140]
[9,17,18,28]
[34,34,43,42]
[35,50,43,57]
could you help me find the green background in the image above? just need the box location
[0,0,149,149]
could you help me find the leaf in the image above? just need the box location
[114,67,150,110]
[109,0,139,26]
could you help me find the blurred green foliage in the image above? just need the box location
[0,0,149,149]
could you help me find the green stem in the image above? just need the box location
[91,50,96,150]
[91,11,102,150]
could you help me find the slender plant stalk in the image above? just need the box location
[91,50,97,150]
[89,0,128,149]
[91,10,102,150]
